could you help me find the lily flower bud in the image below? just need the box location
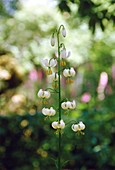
[62,27,66,37]
[51,36,55,46]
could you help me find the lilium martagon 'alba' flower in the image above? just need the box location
[63,67,76,78]
[48,72,59,82]
[42,107,56,116]
[41,58,57,75]
[72,121,85,132]
[38,89,50,99]
[48,72,59,88]
[61,100,76,110]
[52,120,65,130]
[62,27,66,37]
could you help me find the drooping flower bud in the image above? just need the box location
[51,35,55,46]
[62,27,66,37]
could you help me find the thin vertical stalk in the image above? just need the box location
[57,29,61,170]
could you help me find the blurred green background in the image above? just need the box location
[0,0,115,169]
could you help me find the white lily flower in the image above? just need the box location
[42,58,57,75]
[51,36,55,46]
[49,72,59,82]
[52,120,65,130]
[62,27,66,37]
[42,107,56,116]
[63,67,76,78]
[72,121,85,132]
[60,48,70,59]
[61,100,76,110]
[38,89,50,99]
[42,58,57,68]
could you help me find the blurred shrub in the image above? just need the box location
[0,108,115,170]
[0,53,24,94]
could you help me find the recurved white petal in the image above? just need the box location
[70,67,76,77]
[60,48,66,59]
[79,121,85,130]
[38,89,43,98]
[50,59,57,67]
[52,121,59,129]
[72,124,79,132]
[50,107,56,116]
[70,100,76,109]
[42,59,49,67]
[44,91,50,99]
[42,108,49,116]
[59,120,65,129]
[63,69,69,77]
[66,101,71,109]
[61,102,68,110]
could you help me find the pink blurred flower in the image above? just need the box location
[99,72,108,88]
[81,92,91,103]
[97,72,108,96]
[29,69,38,81]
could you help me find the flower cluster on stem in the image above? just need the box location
[38,25,85,170]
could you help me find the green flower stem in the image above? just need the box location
[57,29,61,121]
[57,27,62,170]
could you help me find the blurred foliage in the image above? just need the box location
[57,0,115,33]
[0,0,20,17]
[0,105,115,170]
[0,52,24,94]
